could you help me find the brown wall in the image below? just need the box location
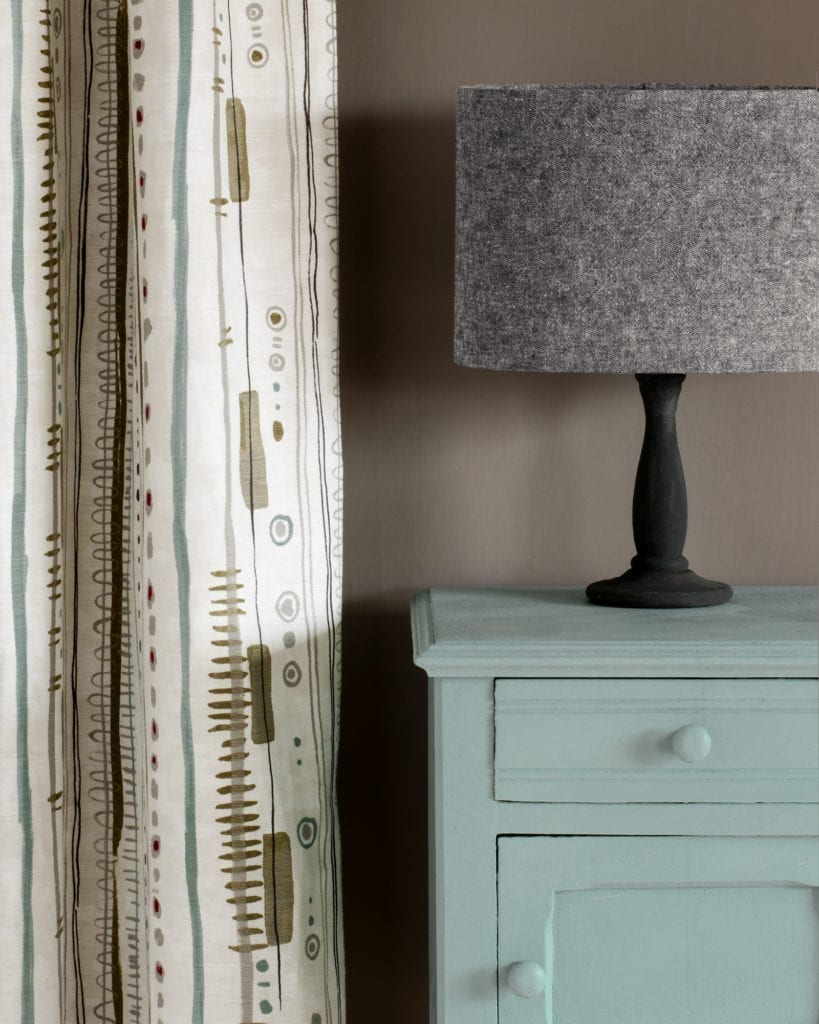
[337,2,819,1019]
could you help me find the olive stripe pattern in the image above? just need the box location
[0,1,344,1021]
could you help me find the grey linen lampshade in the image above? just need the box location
[455,84,819,373]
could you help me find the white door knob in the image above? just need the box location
[507,961,546,998]
[672,723,712,763]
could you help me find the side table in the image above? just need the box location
[411,586,819,1024]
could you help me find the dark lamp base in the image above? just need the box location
[587,373,733,610]
[586,566,733,609]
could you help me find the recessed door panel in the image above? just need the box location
[498,837,819,1024]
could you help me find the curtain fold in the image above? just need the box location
[1,2,343,1021]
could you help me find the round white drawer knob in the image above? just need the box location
[507,961,546,999]
[672,723,712,763]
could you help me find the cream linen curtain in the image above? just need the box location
[0,2,343,1022]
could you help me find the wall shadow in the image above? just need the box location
[339,111,450,1023]
[338,600,430,1021]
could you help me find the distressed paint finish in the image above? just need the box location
[412,587,819,1024]
[412,586,818,677]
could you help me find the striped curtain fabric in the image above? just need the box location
[0,2,344,1023]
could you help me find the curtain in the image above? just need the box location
[0,1,343,1022]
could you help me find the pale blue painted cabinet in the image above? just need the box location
[411,587,819,1024]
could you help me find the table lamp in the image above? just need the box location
[455,84,818,608]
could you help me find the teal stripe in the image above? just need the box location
[171,4,203,1021]
[10,0,34,1020]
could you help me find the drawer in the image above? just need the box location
[494,677,819,803]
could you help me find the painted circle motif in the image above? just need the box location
[269,514,293,546]
[246,1,264,19]
[276,590,299,622]
[269,352,285,372]
[282,631,296,649]
[248,43,269,67]
[53,8,62,35]
[266,306,286,330]
[304,933,321,961]
[297,817,317,849]
[283,660,302,687]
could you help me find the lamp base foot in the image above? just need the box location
[586,568,733,609]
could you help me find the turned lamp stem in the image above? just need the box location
[632,373,689,575]
[586,373,732,609]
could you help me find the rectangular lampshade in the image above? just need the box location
[455,85,819,373]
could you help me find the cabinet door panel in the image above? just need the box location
[498,837,819,1024]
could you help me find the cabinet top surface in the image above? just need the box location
[411,586,818,678]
